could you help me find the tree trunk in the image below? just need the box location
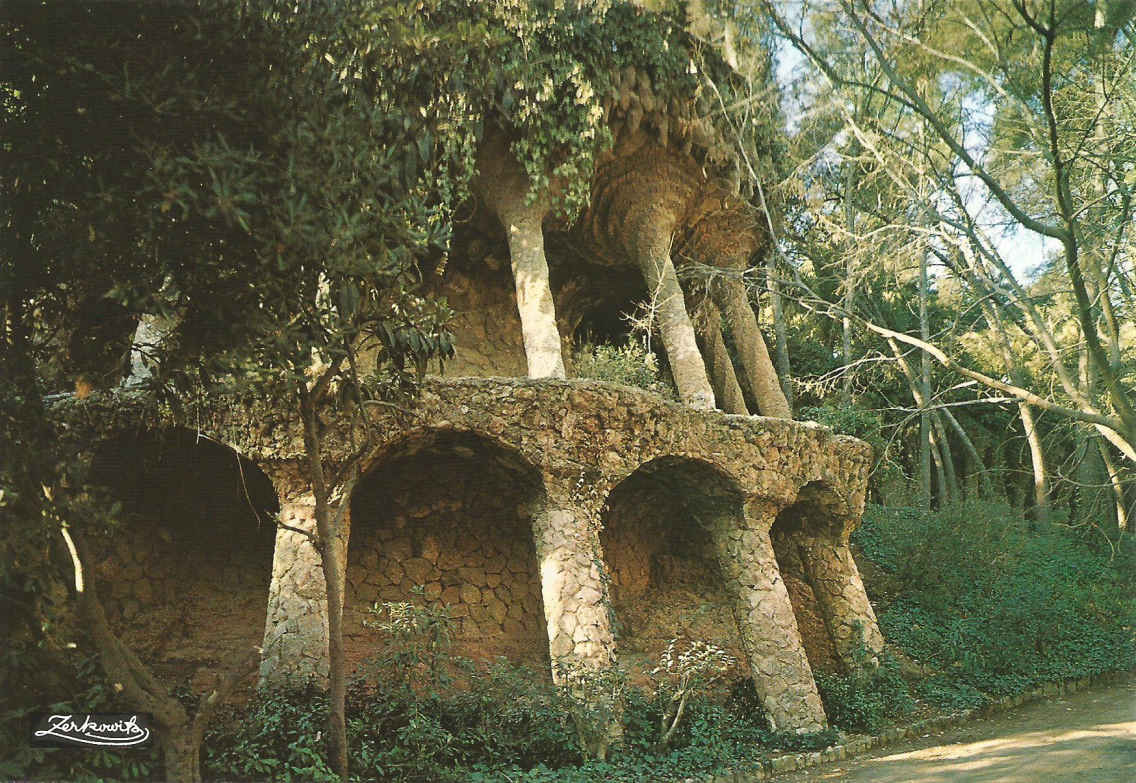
[299,388,349,780]
[767,253,794,410]
[634,213,715,409]
[62,529,257,783]
[713,278,791,418]
[931,414,959,500]
[918,251,932,509]
[162,731,201,783]
[1019,402,1052,525]
[940,407,991,496]
[1097,439,1129,533]
[499,202,566,379]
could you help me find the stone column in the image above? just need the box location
[713,278,791,419]
[530,477,621,759]
[530,479,617,675]
[259,493,330,687]
[712,500,827,732]
[123,312,178,386]
[477,132,566,379]
[798,534,885,667]
[693,298,748,415]
[634,220,716,410]
[500,202,567,379]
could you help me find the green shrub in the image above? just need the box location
[814,653,914,733]
[203,685,336,782]
[856,501,1136,699]
[572,341,674,399]
[914,676,991,711]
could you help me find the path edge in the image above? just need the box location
[690,668,1135,782]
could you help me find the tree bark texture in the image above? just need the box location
[299,388,349,781]
[1019,402,1052,525]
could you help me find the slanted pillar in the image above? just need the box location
[693,296,748,415]
[123,312,178,386]
[633,209,715,410]
[499,200,567,379]
[713,277,791,418]
[259,491,330,686]
[798,532,885,667]
[711,499,827,731]
[530,477,617,674]
[478,133,566,379]
[531,476,621,759]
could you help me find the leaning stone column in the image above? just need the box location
[530,478,617,673]
[123,312,178,386]
[798,533,885,667]
[477,135,566,379]
[259,492,330,687]
[531,476,621,758]
[632,205,716,410]
[711,499,827,731]
[713,277,791,419]
[692,296,748,415]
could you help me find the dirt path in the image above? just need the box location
[776,674,1136,782]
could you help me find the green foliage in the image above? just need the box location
[572,341,675,398]
[799,403,900,496]
[201,660,839,782]
[364,598,456,689]
[855,502,1136,702]
[814,653,915,734]
[913,676,991,712]
[204,686,337,782]
[799,404,885,455]
[0,647,160,782]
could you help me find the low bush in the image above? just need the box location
[572,341,674,399]
[814,653,914,733]
[855,501,1136,704]
[200,664,840,782]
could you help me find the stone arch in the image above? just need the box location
[345,427,550,675]
[86,427,278,693]
[771,481,883,671]
[600,455,748,682]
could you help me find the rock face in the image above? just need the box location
[53,377,884,733]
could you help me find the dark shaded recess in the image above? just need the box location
[601,457,748,680]
[83,429,279,691]
[89,429,278,557]
[770,482,844,673]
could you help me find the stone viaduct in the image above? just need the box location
[52,376,882,733]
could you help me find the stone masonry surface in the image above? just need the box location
[49,376,881,731]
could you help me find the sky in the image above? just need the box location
[770,29,1056,283]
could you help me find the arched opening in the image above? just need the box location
[770,482,845,673]
[346,429,549,676]
[600,456,748,681]
[87,429,278,693]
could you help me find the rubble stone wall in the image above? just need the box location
[344,439,549,674]
[601,467,749,681]
[87,433,276,693]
